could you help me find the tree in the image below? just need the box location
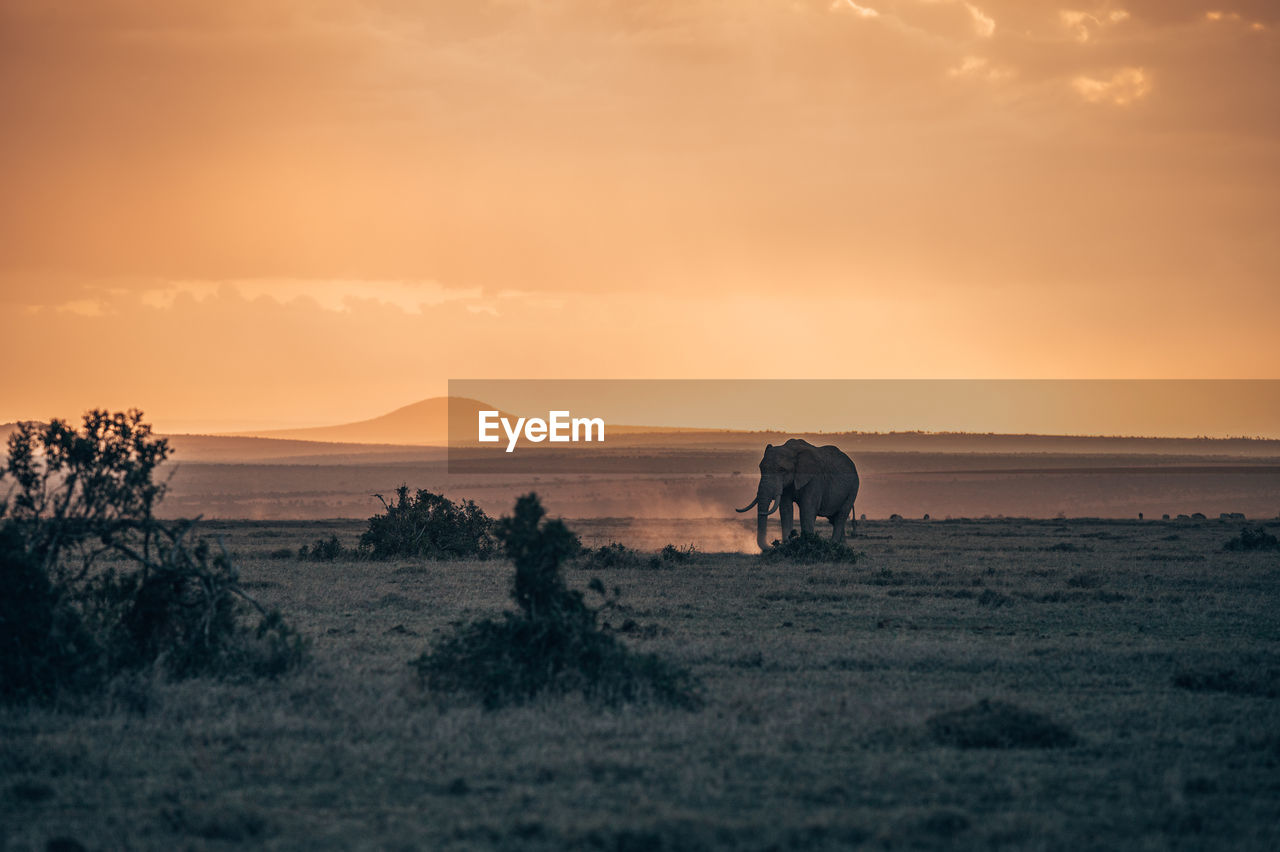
[1,409,304,705]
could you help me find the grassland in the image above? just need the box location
[4,518,1279,850]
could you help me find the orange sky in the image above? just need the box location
[1,1,1277,432]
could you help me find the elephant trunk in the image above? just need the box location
[741,494,779,550]
[754,478,782,551]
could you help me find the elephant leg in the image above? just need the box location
[832,497,857,542]
[780,499,795,543]
[797,490,820,537]
[830,511,847,543]
[800,506,817,536]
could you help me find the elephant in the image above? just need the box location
[736,438,860,551]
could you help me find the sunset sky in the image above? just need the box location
[1,1,1277,433]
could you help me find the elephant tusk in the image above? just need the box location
[735,497,759,513]
[762,496,780,517]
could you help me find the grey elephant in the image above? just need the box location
[736,438,860,551]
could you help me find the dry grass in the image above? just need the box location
[3,518,1279,850]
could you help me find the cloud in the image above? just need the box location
[139,282,221,310]
[948,54,1014,81]
[831,0,881,18]
[230,279,481,314]
[965,3,996,37]
[1059,8,1131,42]
[1120,0,1279,27]
[886,0,996,40]
[36,279,485,316]
[33,277,580,332]
[1072,66,1151,104]
[1204,10,1268,31]
[53,300,109,317]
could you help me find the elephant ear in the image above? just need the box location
[792,447,823,492]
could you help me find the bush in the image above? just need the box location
[0,410,306,705]
[762,532,862,565]
[1223,526,1280,552]
[360,487,498,559]
[411,494,701,710]
[414,610,700,709]
[82,529,306,681]
[579,541,641,570]
[299,534,346,561]
[658,543,698,564]
[580,542,698,570]
[926,699,1075,749]
[643,543,701,569]
[581,539,640,568]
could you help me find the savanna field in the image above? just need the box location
[5,515,1279,851]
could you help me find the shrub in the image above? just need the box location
[762,532,861,565]
[81,528,306,681]
[578,542,696,570]
[642,543,701,569]
[360,487,498,559]
[926,699,1075,749]
[658,543,698,564]
[0,410,306,705]
[579,541,641,570]
[1223,526,1280,552]
[299,534,346,561]
[411,493,702,710]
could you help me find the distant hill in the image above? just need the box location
[222,397,713,446]
[226,397,496,446]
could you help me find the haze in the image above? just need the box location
[1,1,1276,433]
